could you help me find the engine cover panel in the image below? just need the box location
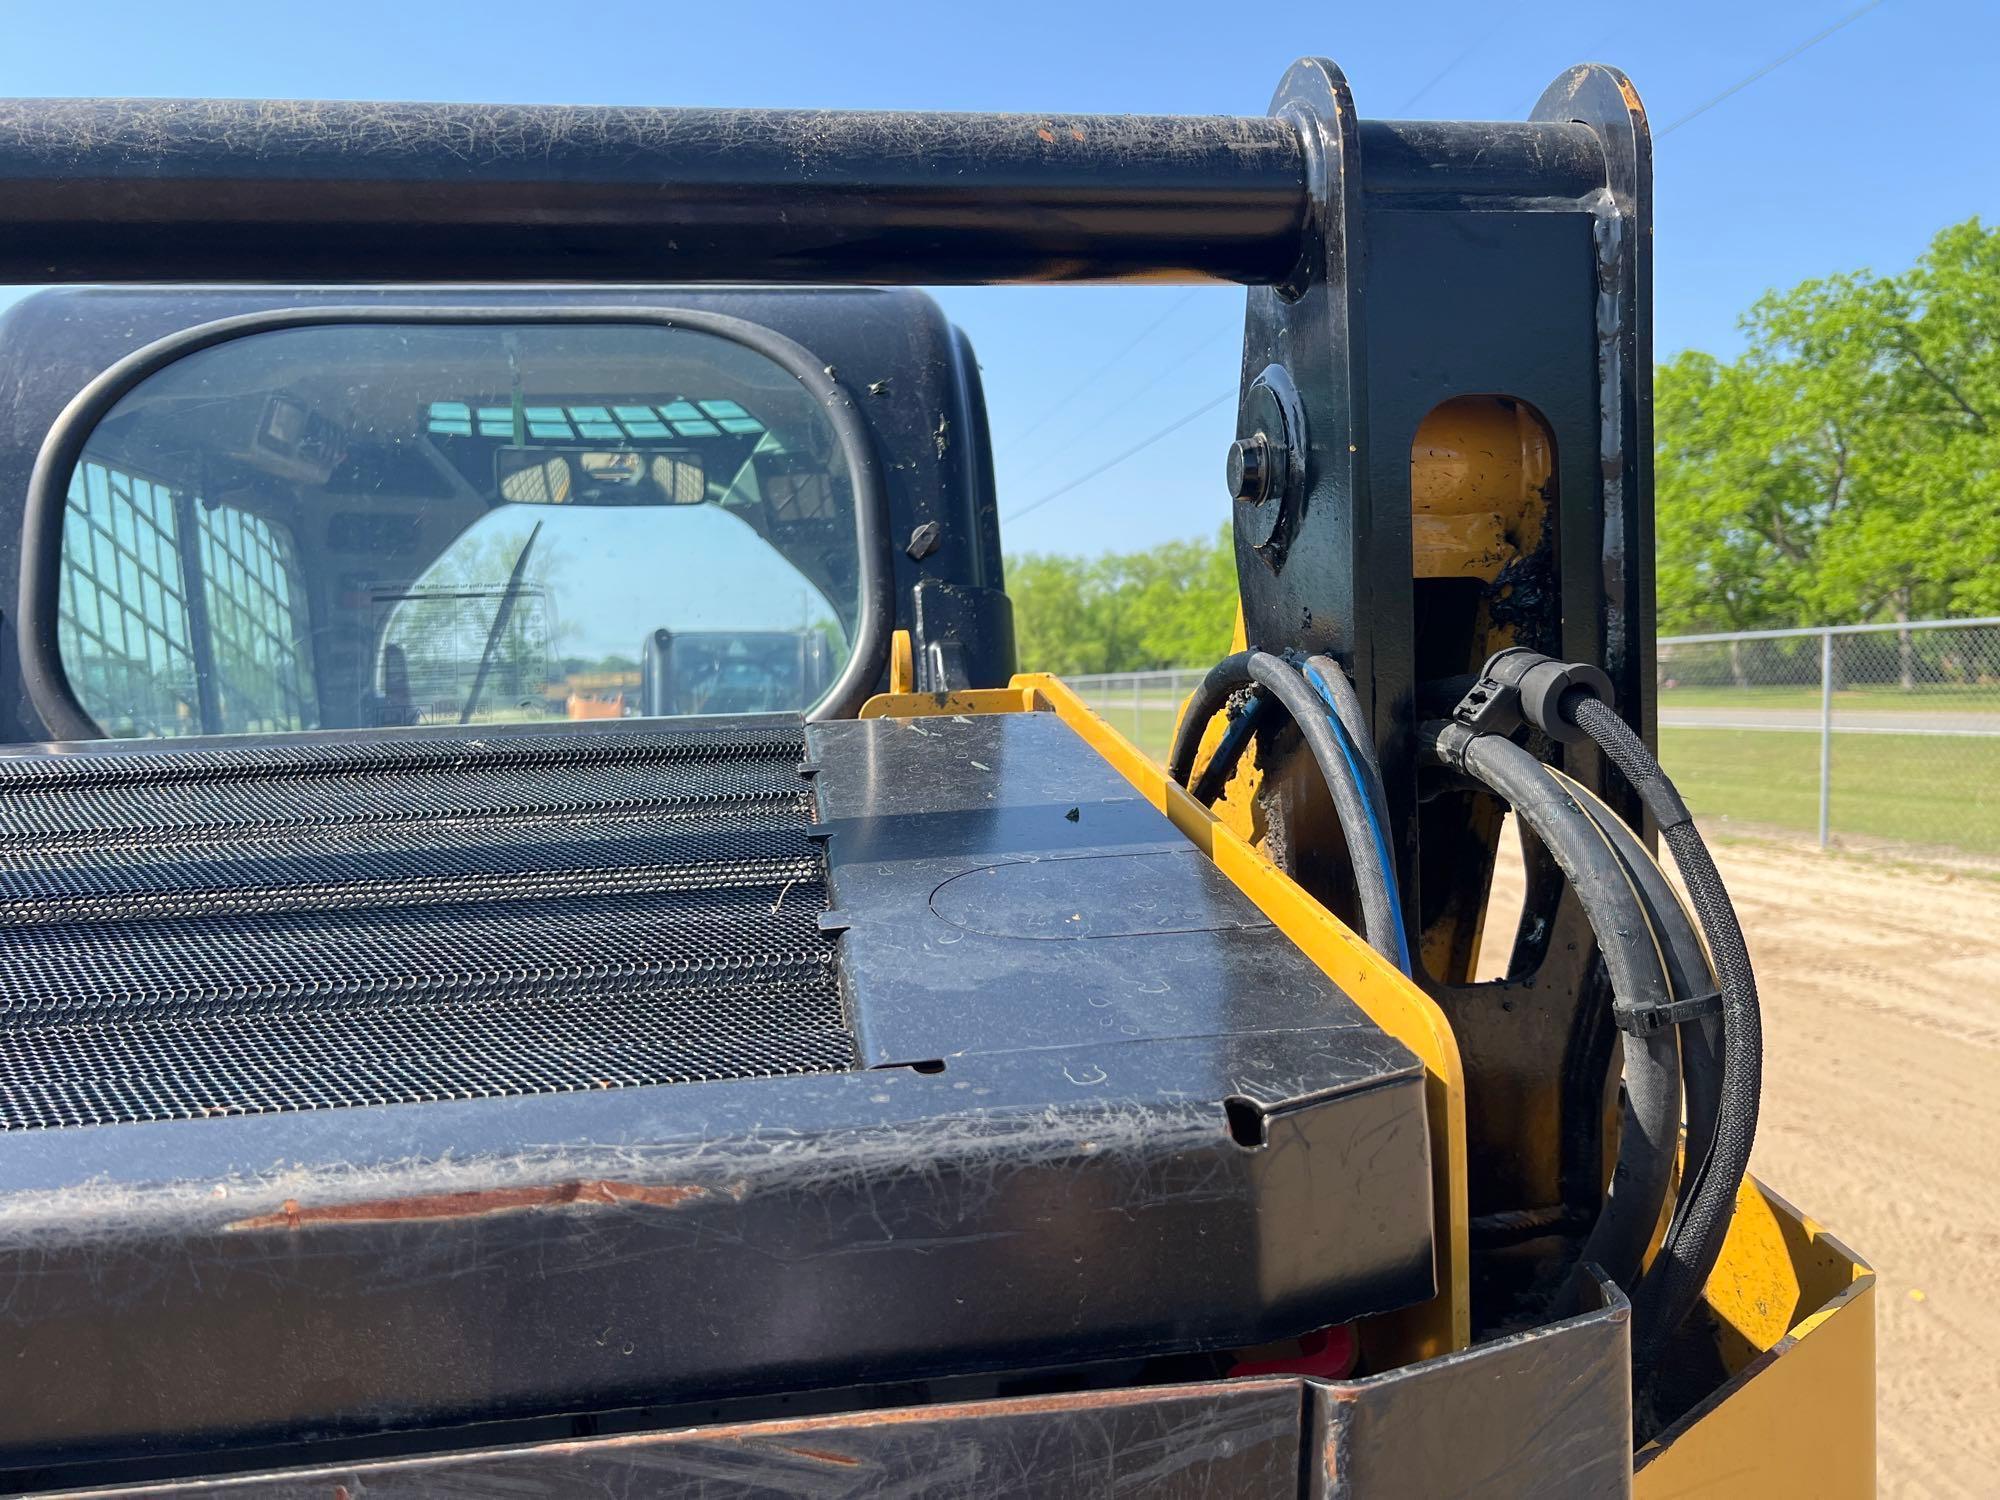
[0,711,1431,1480]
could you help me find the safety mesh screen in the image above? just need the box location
[0,725,851,1130]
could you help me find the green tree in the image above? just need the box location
[1008,527,1236,673]
[1655,351,1810,635]
[1119,531,1239,667]
[1657,217,2000,649]
[1007,552,1106,675]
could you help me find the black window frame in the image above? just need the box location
[19,306,893,741]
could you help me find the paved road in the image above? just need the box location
[1659,706,2000,737]
[1105,696,2000,737]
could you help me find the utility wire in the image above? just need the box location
[1658,0,1888,137]
[1014,322,1238,481]
[1395,1,1530,116]
[1002,389,1233,524]
[1007,287,1200,446]
[1015,0,1891,527]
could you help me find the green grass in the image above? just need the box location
[1659,683,2000,713]
[1083,704,1183,762]
[1659,727,2000,855]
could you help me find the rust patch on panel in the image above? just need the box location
[225,1179,708,1231]
[777,1444,864,1467]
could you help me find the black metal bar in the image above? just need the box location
[168,487,223,735]
[0,99,1308,285]
[1356,119,1607,199]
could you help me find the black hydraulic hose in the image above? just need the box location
[1175,654,1386,829]
[1240,654,1401,966]
[1562,691,1763,1373]
[1190,689,1268,805]
[1167,651,1254,791]
[1435,727,1681,1293]
[1304,653,1377,774]
[1299,655,1411,973]
[1168,651,1404,965]
[1550,768,1726,1319]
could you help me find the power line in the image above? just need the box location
[1659,0,1889,137]
[1395,1,1530,116]
[1003,389,1234,525]
[1014,322,1238,482]
[1007,287,1200,446]
[1014,0,1892,530]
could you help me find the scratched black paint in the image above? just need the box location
[0,711,1430,1480]
[1230,60,1656,1325]
[46,1276,1632,1498]
[0,100,1307,286]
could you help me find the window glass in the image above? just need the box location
[58,461,314,737]
[196,504,318,734]
[57,323,860,737]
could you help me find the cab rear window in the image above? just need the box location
[59,460,317,737]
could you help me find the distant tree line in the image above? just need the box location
[1006,218,2000,676]
[1006,526,1236,675]
[1657,216,2000,637]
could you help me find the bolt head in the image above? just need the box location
[1227,434,1273,505]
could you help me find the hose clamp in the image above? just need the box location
[1612,987,1723,1036]
[1419,718,1479,771]
[1450,648,1614,745]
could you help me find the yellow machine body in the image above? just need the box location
[862,670,1877,1495]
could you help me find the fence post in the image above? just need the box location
[1817,628,1833,848]
[1132,675,1143,741]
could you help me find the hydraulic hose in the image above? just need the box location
[1190,689,1267,805]
[1176,654,1392,843]
[1167,651,1254,791]
[1302,655,1401,877]
[1561,690,1763,1373]
[1238,653,1403,969]
[1301,656,1411,974]
[1430,725,1682,1294]
[1303,654,1386,808]
[1548,767,1726,1334]
[1169,651,1406,968]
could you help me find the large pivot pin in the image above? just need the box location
[1231,363,1305,566]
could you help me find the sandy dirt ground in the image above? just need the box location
[1484,833,2000,1495]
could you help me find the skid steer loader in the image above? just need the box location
[0,59,1870,1497]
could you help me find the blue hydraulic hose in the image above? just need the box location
[1191,690,1266,805]
[1301,662,1412,975]
[1169,651,1409,971]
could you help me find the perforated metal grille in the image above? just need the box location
[0,726,851,1130]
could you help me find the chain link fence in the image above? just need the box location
[1657,617,2000,857]
[1060,668,1210,765]
[1067,617,2000,861]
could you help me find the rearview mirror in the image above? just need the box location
[495,447,707,507]
[21,313,893,740]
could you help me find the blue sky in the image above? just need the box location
[1,0,1986,558]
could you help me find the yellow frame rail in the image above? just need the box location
[859,678,1876,1490]
[860,675,1472,1357]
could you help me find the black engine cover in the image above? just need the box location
[0,711,1431,1480]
